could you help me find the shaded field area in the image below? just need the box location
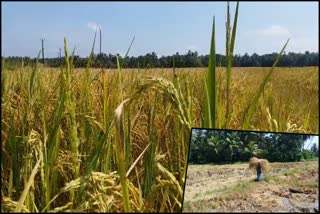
[183,161,319,212]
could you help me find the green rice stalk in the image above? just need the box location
[206,16,216,129]
[102,70,113,173]
[204,79,210,128]
[115,99,131,212]
[45,81,66,210]
[226,2,231,60]
[70,46,77,73]
[81,31,97,167]
[217,73,225,128]
[84,117,114,175]
[64,38,80,177]
[143,93,156,197]
[226,1,239,126]
[77,112,114,203]
[28,51,41,102]
[87,30,97,72]
[9,112,20,195]
[37,64,48,211]
[78,31,97,164]
[63,38,80,206]
[121,36,135,68]
[243,39,289,130]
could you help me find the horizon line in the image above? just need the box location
[2,50,319,59]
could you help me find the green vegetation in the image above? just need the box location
[2,50,318,70]
[189,129,318,164]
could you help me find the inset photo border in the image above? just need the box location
[182,128,319,213]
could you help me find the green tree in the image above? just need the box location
[310,143,319,157]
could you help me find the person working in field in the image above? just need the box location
[249,157,269,182]
[256,162,262,181]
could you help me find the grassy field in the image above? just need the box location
[183,160,319,212]
[1,65,318,212]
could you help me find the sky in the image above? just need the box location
[2,1,319,58]
[304,136,319,150]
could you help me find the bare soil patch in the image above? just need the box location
[183,161,319,212]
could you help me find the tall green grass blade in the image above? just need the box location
[70,46,77,72]
[86,30,97,72]
[121,36,135,68]
[116,55,123,99]
[229,1,239,58]
[226,1,239,126]
[226,1,231,60]
[242,39,289,130]
[206,16,216,128]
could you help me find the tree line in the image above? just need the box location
[2,50,318,70]
[189,129,318,164]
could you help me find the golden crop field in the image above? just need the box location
[1,63,318,212]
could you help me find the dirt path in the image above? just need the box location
[183,161,319,212]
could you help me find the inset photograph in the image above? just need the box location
[182,128,319,212]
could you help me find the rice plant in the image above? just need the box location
[1,1,318,213]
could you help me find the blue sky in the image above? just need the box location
[304,136,319,150]
[2,1,318,57]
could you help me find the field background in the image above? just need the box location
[1,65,318,212]
[183,161,319,212]
[92,66,318,133]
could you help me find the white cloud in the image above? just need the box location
[87,22,101,31]
[244,25,291,39]
[289,36,318,53]
[256,25,291,38]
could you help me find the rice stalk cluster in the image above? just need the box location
[249,157,270,174]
